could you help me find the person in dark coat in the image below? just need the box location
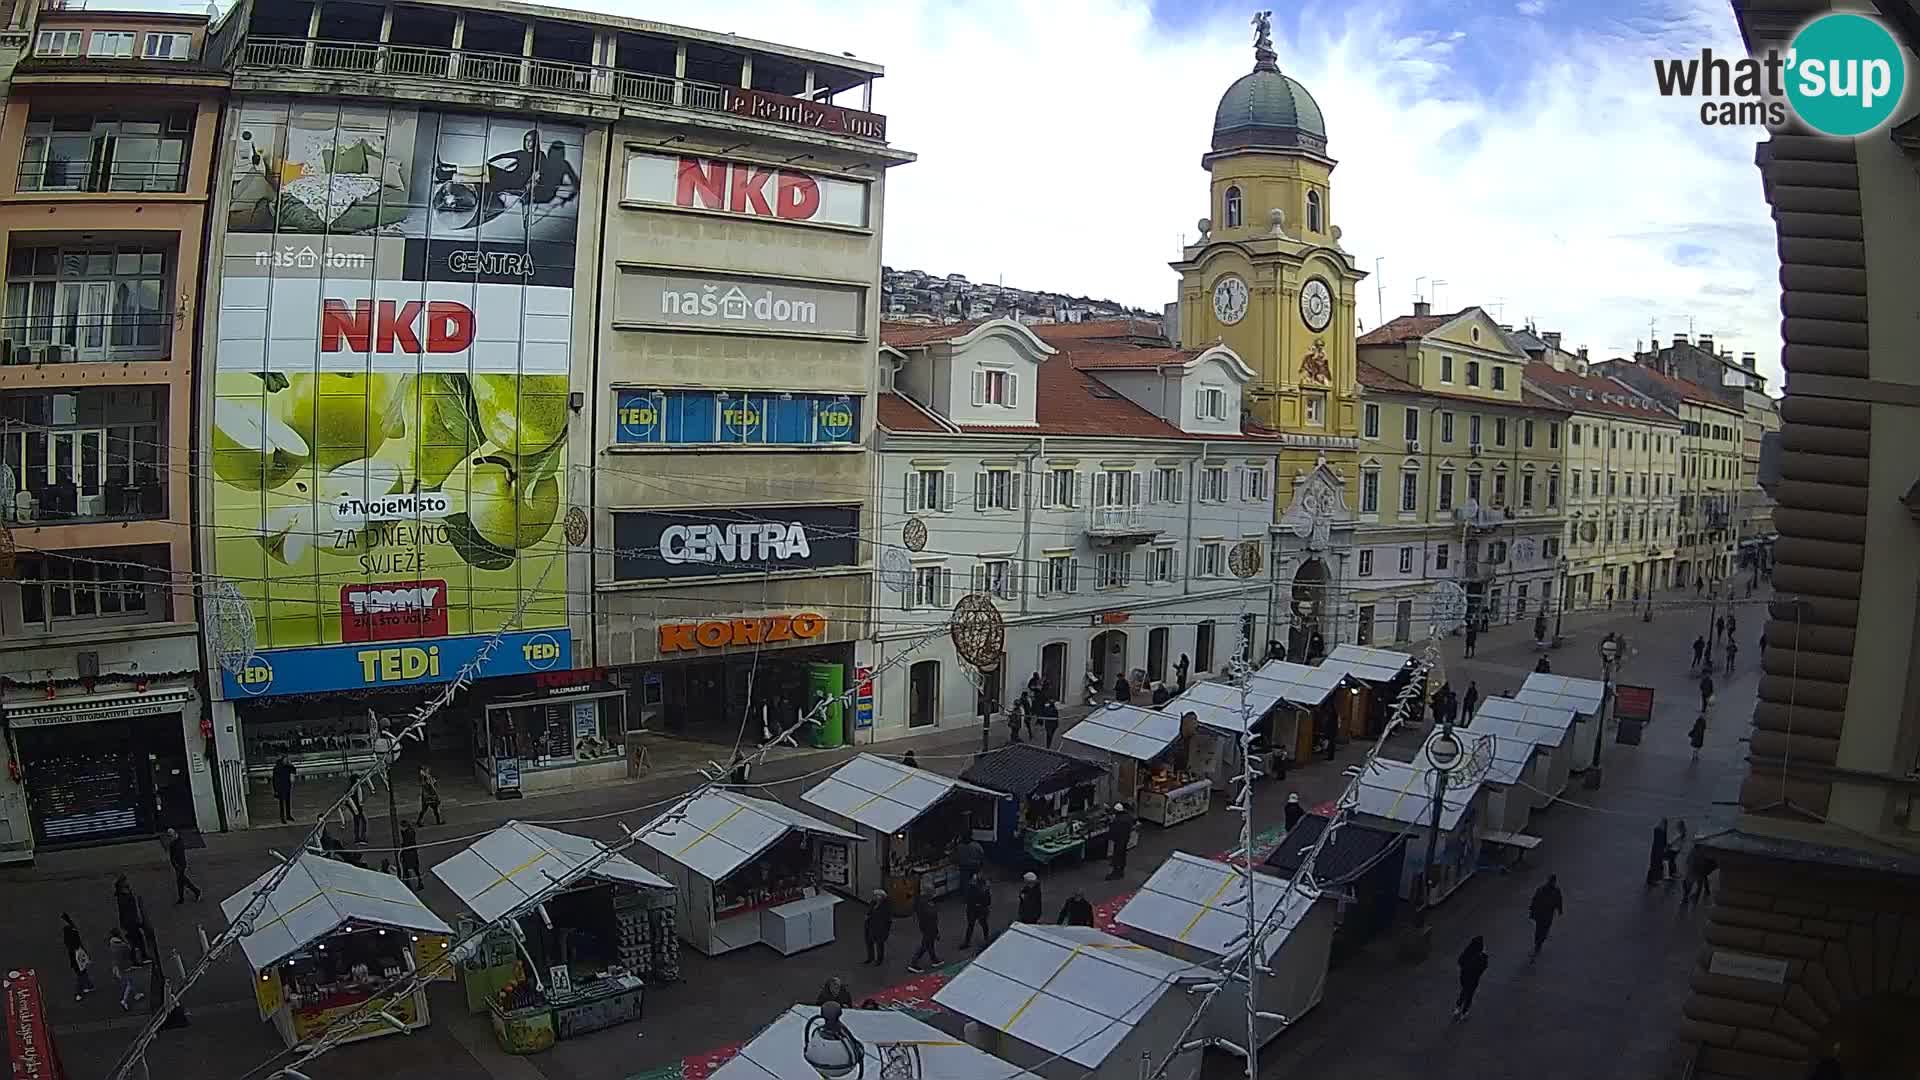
[1027,672,1043,703]
[1104,803,1134,881]
[954,837,985,879]
[63,913,95,1001]
[1283,792,1305,832]
[1454,936,1489,1020]
[1112,673,1132,704]
[1042,699,1060,748]
[1017,872,1043,924]
[815,976,854,1007]
[400,822,423,889]
[1056,890,1094,926]
[1175,654,1190,693]
[1714,615,1726,646]
[271,756,295,824]
[163,828,201,903]
[1689,714,1707,754]
[1150,683,1171,707]
[1691,636,1706,672]
[1464,623,1478,658]
[1647,818,1670,886]
[113,874,149,965]
[347,790,368,845]
[907,891,941,973]
[1699,672,1715,712]
[862,889,892,966]
[901,750,919,769]
[1528,875,1564,957]
[1307,631,1326,662]
[1005,697,1024,745]
[1535,655,1552,674]
[1463,682,1480,723]
[960,873,993,949]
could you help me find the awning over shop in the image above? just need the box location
[1352,759,1480,831]
[222,852,452,971]
[432,821,672,923]
[1471,697,1577,746]
[801,753,999,835]
[1250,659,1350,707]
[1322,644,1416,685]
[959,743,1108,799]
[933,924,1202,1069]
[1116,850,1319,962]
[1514,673,1608,716]
[637,789,860,883]
[1168,680,1287,735]
[712,1005,1044,1080]
[1061,703,1184,761]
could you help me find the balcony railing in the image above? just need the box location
[1,313,174,364]
[16,163,189,195]
[238,37,888,142]
[4,482,167,525]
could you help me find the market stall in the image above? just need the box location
[800,753,1000,913]
[1470,696,1579,804]
[1264,813,1405,964]
[1059,704,1210,827]
[1166,680,1280,792]
[958,743,1114,867]
[431,821,678,1053]
[1454,728,1539,841]
[632,789,860,957]
[1250,659,1353,762]
[712,1004,1045,1080]
[1514,673,1610,772]
[1347,757,1485,909]
[224,852,453,1051]
[1115,851,1333,1055]
[1321,644,1416,738]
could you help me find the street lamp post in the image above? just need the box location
[1585,634,1621,789]
[1414,725,1462,929]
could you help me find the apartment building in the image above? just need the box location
[870,319,1280,733]
[0,5,231,859]
[197,0,907,819]
[1513,334,1681,611]
[1356,305,1567,634]
[1637,332,1779,560]
[1673,5,1920,1077]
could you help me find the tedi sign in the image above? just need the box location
[612,504,861,581]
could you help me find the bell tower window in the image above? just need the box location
[1224,186,1243,228]
[1306,190,1323,233]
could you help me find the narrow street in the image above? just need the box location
[1,591,1758,1080]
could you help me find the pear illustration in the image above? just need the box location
[471,374,569,458]
[276,372,407,473]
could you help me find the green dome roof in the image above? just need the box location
[1212,64,1327,154]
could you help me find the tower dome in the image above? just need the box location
[1212,15,1327,154]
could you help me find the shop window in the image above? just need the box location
[1196,621,1216,672]
[483,695,625,771]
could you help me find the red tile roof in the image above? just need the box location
[875,391,952,434]
[1356,361,1420,394]
[1053,341,1201,370]
[970,358,1187,437]
[1595,360,1738,411]
[1522,362,1677,423]
[1028,318,1163,343]
[1356,310,1464,346]
[1356,361,1571,415]
[880,320,988,347]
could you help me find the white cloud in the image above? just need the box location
[1517,0,1549,17]
[583,0,1783,387]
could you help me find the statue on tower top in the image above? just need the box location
[1252,10,1278,72]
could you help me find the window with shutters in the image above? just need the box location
[1399,546,1414,574]
[1151,466,1182,504]
[1096,550,1133,589]
[1197,542,1225,578]
[1041,467,1079,509]
[1363,403,1380,439]
[1200,466,1229,502]
[906,565,951,610]
[975,467,1021,511]
[1094,469,1139,508]
[1400,470,1418,513]
[1148,545,1178,584]
[1242,465,1269,502]
[974,368,1018,408]
[1358,549,1374,576]
[1039,554,1078,596]
[1197,386,1228,420]
[974,558,1017,600]
[1359,469,1379,513]
[905,468,948,513]
[1438,471,1454,511]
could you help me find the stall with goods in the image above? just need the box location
[958,743,1114,866]
[1264,813,1405,962]
[1249,659,1352,764]
[800,753,1000,913]
[432,821,677,1052]
[1115,851,1334,1055]
[1513,673,1610,772]
[1164,679,1281,792]
[1347,756,1486,910]
[632,789,860,957]
[1320,644,1416,739]
[224,852,453,1050]
[1060,704,1209,827]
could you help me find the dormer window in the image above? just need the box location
[974,367,1018,408]
[1306,190,1323,233]
[1197,385,1229,421]
[1224,186,1243,229]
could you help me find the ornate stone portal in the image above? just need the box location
[1272,456,1355,658]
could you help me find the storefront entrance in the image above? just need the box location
[643,643,854,746]
[1147,628,1169,684]
[16,713,193,845]
[1039,642,1067,703]
[1288,559,1329,661]
[908,660,940,728]
[1090,630,1128,687]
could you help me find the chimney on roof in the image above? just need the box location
[1543,331,1562,350]
[1412,300,1432,317]
[1741,350,1756,370]
[1698,333,1714,354]
[1673,332,1688,347]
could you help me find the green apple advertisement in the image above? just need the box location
[213,100,583,698]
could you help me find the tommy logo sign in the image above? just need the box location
[658,612,828,654]
[340,580,450,642]
[321,299,475,354]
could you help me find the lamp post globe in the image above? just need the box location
[1426,729,1463,773]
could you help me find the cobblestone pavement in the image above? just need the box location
[2,591,1758,1080]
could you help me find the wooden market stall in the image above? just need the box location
[224,852,453,1051]
[632,789,861,958]
[1469,696,1579,805]
[1059,703,1211,827]
[431,821,679,1054]
[1514,673,1610,772]
[1115,851,1334,1056]
[1348,757,1486,910]
[1264,813,1406,963]
[801,753,1001,913]
[1164,679,1287,792]
[1248,659,1352,763]
[1454,727,1541,842]
[1321,644,1417,739]
[958,743,1114,867]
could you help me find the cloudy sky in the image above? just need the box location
[571,0,1783,384]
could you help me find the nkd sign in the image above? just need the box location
[616,269,865,338]
[624,151,870,229]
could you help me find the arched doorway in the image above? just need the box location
[1090,630,1128,688]
[1289,558,1329,661]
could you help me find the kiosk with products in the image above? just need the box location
[960,743,1115,867]
[225,853,453,1050]
[801,754,1000,913]
[1166,680,1283,793]
[1513,673,1610,772]
[1320,644,1416,738]
[1060,704,1209,827]
[432,821,678,1053]
[632,789,860,957]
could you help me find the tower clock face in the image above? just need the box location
[1300,277,1334,332]
[1212,275,1249,326]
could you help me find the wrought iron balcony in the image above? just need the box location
[1086,504,1161,544]
[0,314,174,365]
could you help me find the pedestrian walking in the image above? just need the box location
[1042,699,1060,748]
[62,913,95,1001]
[348,790,368,845]
[901,750,918,769]
[1699,672,1715,712]
[1606,586,1615,609]
[1695,577,1705,597]
[1726,638,1738,672]
[1714,615,1726,646]
[1691,636,1705,672]
[107,927,143,1010]
[1017,872,1043,924]
[863,890,892,966]
[1528,875,1564,958]
[1283,792,1304,832]
[163,827,202,903]
[907,891,941,973]
[954,837,985,881]
[113,874,148,965]
[1104,803,1134,881]
[1667,819,1689,881]
[1647,818,1670,886]
[1027,671,1043,703]
[1453,937,1489,1020]
[1727,612,1737,638]
[1464,624,1478,658]
[400,821,423,890]
[271,755,295,824]
[816,975,854,1008]
[1112,672,1132,704]
[1682,847,1718,905]
[1056,889,1095,926]
[415,764,443,826]
[960,872,993,949]
[1463,681,1480,724]
[1430,686,1447,726]
[1023,692,1040,741]
[1689,713,1707,754]
[1535,655,1552,674]
[1175,654,1190,693]
[1005,697,1024,745]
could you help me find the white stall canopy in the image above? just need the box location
[1322,644,1415,685]
[1353,759,1482,832]
[1473,696,1578,746]
[800,754,998,835]
[1250,659,1349,707]
[1168,680,1287,735]
[1116,850,1319,962]
[1514,673,1608,716]
[637,789,859,883]
[1454,729,1534,788]
[933,924,1201,1069]
[1062,703,1185,762]
[431,821,672,922]
[713,1005,1044,1080]
[222,852,452,971]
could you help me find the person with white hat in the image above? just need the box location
[1104,803,1134,881]
[1017,871,1043,924]
[1284,792,1305,832]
